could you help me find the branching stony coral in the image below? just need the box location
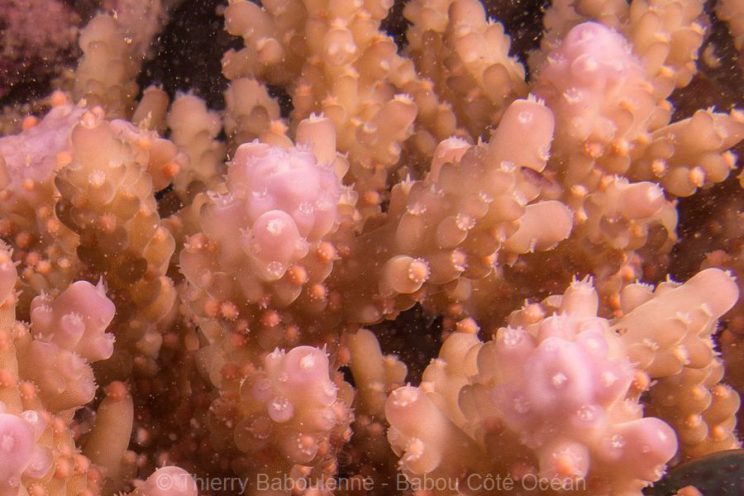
[0,0,743,495]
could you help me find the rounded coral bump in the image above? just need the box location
[0,413,34,488]
[137,467,197,496]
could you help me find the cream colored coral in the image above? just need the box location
[101,0,181,60]
[539,0,705,96]
[223,78,281,151]
[179,116,350,347]
[347,328,407,419]
[345,328,407,470]
[223,0,466,214]
[533,21,665,189]
[335,98,572,324]
[132,86,170,134]
[222,0,307,85]
[166,93,226,196]
[615,269,741,457]
[630,108,744,196]
[404,0,527,137]
[0,99,84,312]
[54,107,178,380]
[541,0,627,52]
[73,14,141,118]
[387,277,681,496]
[627,0,706,93]
[542,176,679,314]
[200,341,354,496]
[0,245,105,496]
[718,0,744,51]
[9,2,744,494]
[83,382,134,491]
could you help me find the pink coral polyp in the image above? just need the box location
[229,142,341,241]
[0,413,34,487]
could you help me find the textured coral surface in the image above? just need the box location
[0,0,744,495]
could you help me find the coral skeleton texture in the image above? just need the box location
[0,0,744,495]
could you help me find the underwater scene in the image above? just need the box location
[0,0,743,495]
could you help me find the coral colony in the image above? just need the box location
[3,0,744,494]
